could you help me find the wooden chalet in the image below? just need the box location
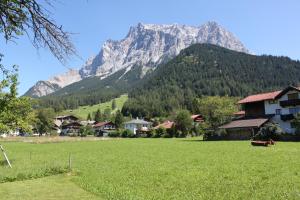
[154,121,175,129]
[93,121,116,131]
[219,86,300,140]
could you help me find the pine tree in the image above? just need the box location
[114,110,124,129]
[87,113,92,121]
[94,109,102,122]
[112,99,117,110]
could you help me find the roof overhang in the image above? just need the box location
[219,118,269,129]
[238,86,300,104]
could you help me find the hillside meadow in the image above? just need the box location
[62,94,128,119]
[0,138,300,200]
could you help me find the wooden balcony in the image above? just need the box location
[280,114,294,121]
[279,99,300,107]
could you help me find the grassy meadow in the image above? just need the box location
[0,138,300,199]
[63,94,128,119]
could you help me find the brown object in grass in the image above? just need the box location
[251,140,269,147]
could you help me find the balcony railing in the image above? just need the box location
[279,99,300,107]
[280,114,294,121]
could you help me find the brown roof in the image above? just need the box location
[233,111,245,115]
[219,118,269,129]
[191,114,204,122]
[238,86,300,104]
[154,121,174,129]
[94,121,114,128]
[238,91,281,104]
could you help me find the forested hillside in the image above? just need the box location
[122,44,300,117]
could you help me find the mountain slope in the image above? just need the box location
[25,21,248,97]
[39,65,146,111]
[122,44,300,117]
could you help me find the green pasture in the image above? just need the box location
[0,138,299,199]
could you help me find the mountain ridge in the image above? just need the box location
[24,21,248,97]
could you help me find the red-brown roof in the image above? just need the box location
[219,118,269,129]
[94,121,114,128]
[191,114,204,122]
[238,90,281,104]
[238,86,300,104]
[233,110,245,115]
[154,121,174,129]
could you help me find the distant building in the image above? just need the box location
[94,121,116,131]
[154,121,174,129]
[124,118,152,134]
[54,115,79,135]
[61,121,83,135]
[191,114,204,123]
[219,86,300,139]
[93,121,116,137]
[55,115,79,123]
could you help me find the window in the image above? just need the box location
[275,109,281,115]
[268,100,277,104]
[289,107,300,114]
[288,93,299,100]
[291,122,296,128]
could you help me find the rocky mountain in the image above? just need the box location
[24,21,248,97]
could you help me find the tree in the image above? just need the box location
[114,110,123,129]
[0,63,34,133]
[0,1,76,133]
[94,109,102,122]
[254,122,283,140]
[198,96,238,129]
[112,99,116,110]
[0,0,76,63]
[291,113,300,135]
[103,108,111,120]
[174,110,193,137]
[35,108,55,135]
[87,113,92,121]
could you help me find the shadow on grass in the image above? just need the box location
[0,159,14,166]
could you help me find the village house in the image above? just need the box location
[61,121,83,135]
[94,121,116,130]
[154,120,175,130]
[93,121,116,136]
[54,115,81,136]
[124,118,152,134]
[55,115,79,124]
[220,86,300,139]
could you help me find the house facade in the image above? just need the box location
[124,118,152,134]
[219,86,300,139]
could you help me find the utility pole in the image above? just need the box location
[0,144,12,168]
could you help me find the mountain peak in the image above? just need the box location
[25,21,249,97]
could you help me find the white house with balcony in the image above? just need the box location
[124,118,152,134]
[263,86,300,133]
[219,86,300,139]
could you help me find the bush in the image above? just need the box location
[153,127,166,138]
[49,130,59,137]
[79,125,95,137]
[68,132,78,137]
[121,129,135,138]
[254,122,283,141]
[108,131,120,137]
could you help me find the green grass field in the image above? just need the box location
[0,138,300,199]
[63,94,128,119]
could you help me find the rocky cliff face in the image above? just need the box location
[25,21,248,97]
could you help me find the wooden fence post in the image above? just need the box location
[68,153,72,170]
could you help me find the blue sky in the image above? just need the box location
[1,0,300,95]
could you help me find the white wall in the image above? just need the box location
[264,90,300,133]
